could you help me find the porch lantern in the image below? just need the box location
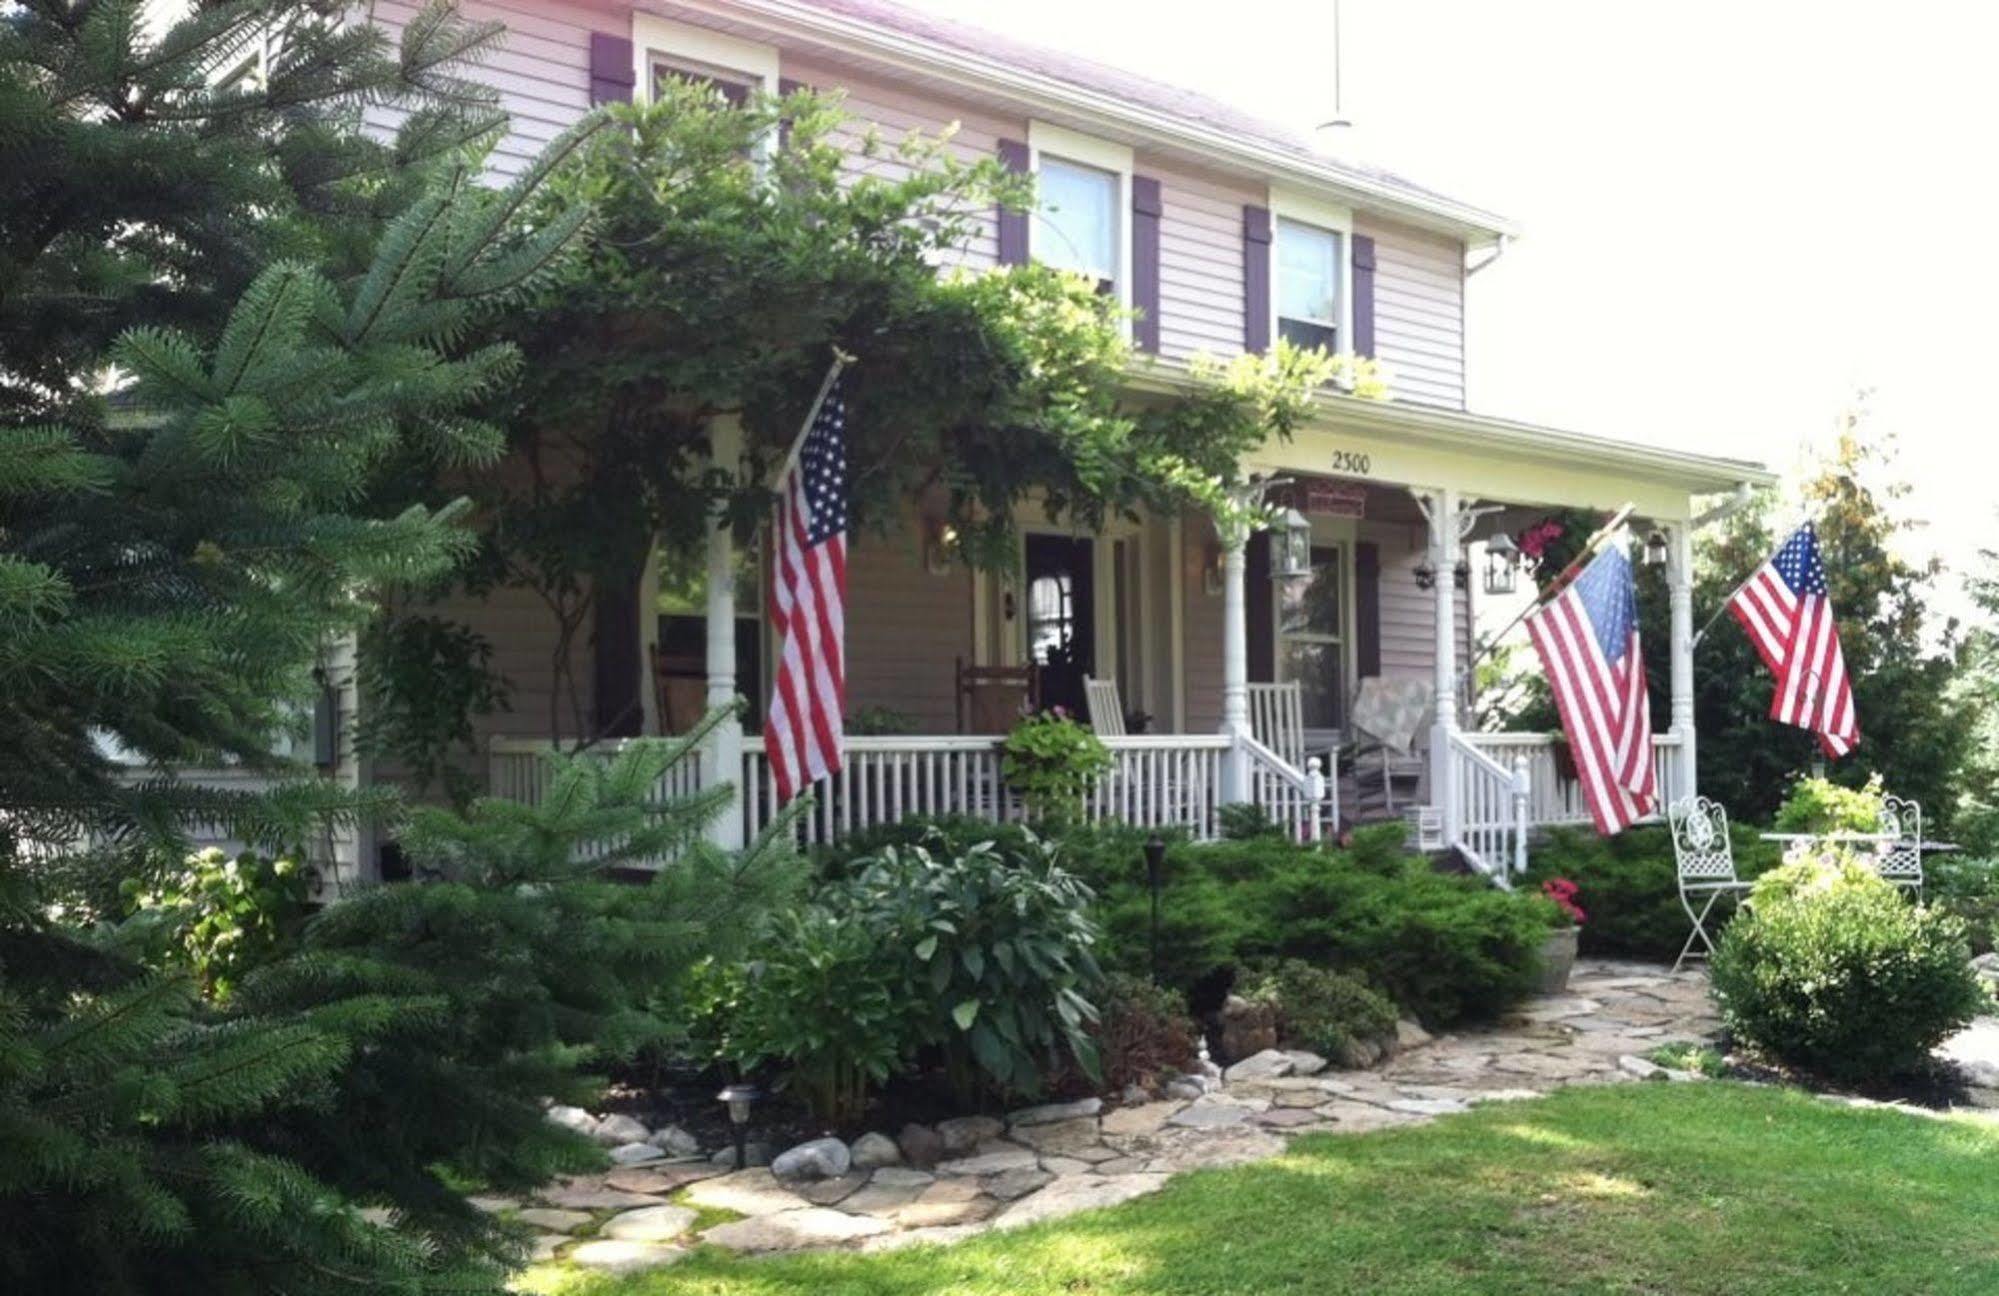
[1643,528,1670,567]
[1274,507,1313,579]
[1414,558,1438,591]
[1483,531,1521,596]
[716,1082,761,1169]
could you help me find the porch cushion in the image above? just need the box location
[1351,677,1431,755]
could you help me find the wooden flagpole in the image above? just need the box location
[1464,502,1636,675]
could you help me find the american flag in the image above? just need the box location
[1727,522,1857,757]
[764,375,850,806]
[1526,545,1657,835]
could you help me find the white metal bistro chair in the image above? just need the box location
[1082,676,1126,737]
[1875,794,1924,895]
[1669,794,1754,973]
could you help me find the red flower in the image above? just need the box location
[1541,877,1587,925]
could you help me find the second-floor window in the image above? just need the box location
[1277,218,1343,353]
[652,54,756,106]
[1034,155,1119,291]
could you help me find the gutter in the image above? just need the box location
[653,0,1518,245]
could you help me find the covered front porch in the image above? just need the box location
[476,392,1756,880]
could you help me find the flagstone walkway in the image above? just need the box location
[507,959,1725,1274]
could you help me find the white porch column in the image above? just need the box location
[1667,521,1697,804]
[1219,533,1250,804]
[1425,488,1461,844]
[705,414,746,850]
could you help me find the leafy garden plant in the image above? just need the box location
[119,848,310,1001]
[1243,959,1398,1063]
[1772,772,1886,835]
[1711,857,1988,1083]
[1003,708,1114,824]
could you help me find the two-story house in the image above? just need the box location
[330,0,1772,885]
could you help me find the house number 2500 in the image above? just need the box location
[1329,450,1373,475]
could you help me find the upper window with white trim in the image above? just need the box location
[1028,123,1132,306]
[1276,218,1343,352]
[634,15,778,106]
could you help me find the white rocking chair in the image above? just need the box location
[1082,676,1126,737]
[1669,794,1754,972]
[1875,794,1924,895]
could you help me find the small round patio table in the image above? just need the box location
[1759,831,1898,865]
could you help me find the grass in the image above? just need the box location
[520,1083,1999,1296]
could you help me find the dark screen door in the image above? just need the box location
[1024,535,1095,716]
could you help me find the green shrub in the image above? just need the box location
[1927,856,1999,955]
[118,847,310,1000]
[1525,825,1782,961]
[1772,773,1885,834]
[1001,710,1114,824]
[1243,959,1397,1060]
[1710,859,1987,1083]
[1218,802,1285,840]
[1082,973,1201,1094]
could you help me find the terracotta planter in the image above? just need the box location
[1536,926,1579,995]
[1550,740,1579,785]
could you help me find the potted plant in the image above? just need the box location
[1535,878,1586,994]
[1001,706,1114,824]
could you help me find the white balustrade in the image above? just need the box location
[487,737,707,864]
[1461,732,1682,828]
[1448,732,1528,883]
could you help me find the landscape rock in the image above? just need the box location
[1386,1097,1470,1116]
[708,1140,772,1168]
[1223,1048,1295,1083]
[1007,1098,1101,1127]
[982,1167,1055,1200]
[850,1131,902,1169]
[544,1105,598,1138]
[538,1183,662,1212]
[515,1208,591,1233]
[1101,1101,1183,1137]
[1253,1107,1324,1128]
[837,1180,931,1215]
[528,1234,565,1262]
[869,1166,937,1188]
[1618,1054,1668,1081]
[1163,1077,1210,1101]
[897,1122,946,1168]
[935,1115,1004,1153]
[994,1173,1167,1229]
[793,1172,870,1206]
[592,1113,653,1147]
[1120,1083,1151,1105]
[606,1141,664,1166]
[1167,1100,1251,1130]
[1211,994,1278,1063]
[1283,1049,1328,1076]
[647,1124,701,1158]
[772,1137,852,1182]
[606,1164,718,1195]
[936,1144,1039,1176]
[1396,1019,1433,1050]
[599,1205,698,1243]
[1009,1115,1103,1155]
[702,1207,891,1253]
[566,1239,684,1274]
[680,1168,803,1217]
[1333,1036,1385,1070]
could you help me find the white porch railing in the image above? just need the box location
[1461,732,1685,828]
[1448,732,1529,884]
[740,734,1238,846]
[1241,733,1333,843]
[488,737,708,863]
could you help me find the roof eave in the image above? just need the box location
[653,0,1518,244]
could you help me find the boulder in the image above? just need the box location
[592,1113,653,1147]
[647,1124,701,1158]
[1617,1054,1668,1081]
[771,1136,851,1182]
[1210,995,1277,1064]
[792,1172,869,1206]
[1006,1097,1101,1127]
[1282,1049,1328,1076]
[545,1105,598,1138]
[1223,1048,1295,1083]
[680,1168,803,1218]
[701,1207,890,1253]
[936,1115,1004,1152]
[708,1140,772,1168]
[1008,1116,1103,1156]
[1163,1077,1207,1101]
[515,1208,591,1233]
[849,1131,902,1169]
[599,1204,697,1243]
[1332,1035,1385,1070]
[606,1142,665,1166]
[897,1122,946,1169]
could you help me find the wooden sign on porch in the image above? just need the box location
[1298,476,1367,518]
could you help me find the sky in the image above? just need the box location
[905,0,1999,614]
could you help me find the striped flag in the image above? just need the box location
[1526,545,1657,835]
[1727,522,1857,757]
[764,374,851,806]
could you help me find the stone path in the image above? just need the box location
[500,958,1729,1273]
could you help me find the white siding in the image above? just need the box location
[1151,163,1258,361]
[1357,214,1466,409]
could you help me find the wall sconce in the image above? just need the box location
[1414,558,1437,591]
[1643,528,1670,567]
[1274,507,1312,579]
[922,517,958,575]
[1483,532,1521,596]
[1453,561,1469,591]
[1203,541,1225,596]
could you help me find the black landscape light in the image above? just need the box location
[1144,834,1168,984]
[716,1082,760,1169]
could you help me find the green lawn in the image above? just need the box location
[526,1083,1999,1296]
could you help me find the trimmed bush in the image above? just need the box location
[1710,858,1988,1083]
[1243,960,1398,1062]
[1083,973,1202,1094]
[1927,856,1999,956]
[1525,825,1782,961]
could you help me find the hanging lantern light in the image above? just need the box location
[1483,531,1521,596]
[1414,558,1438,591]
[1274,506,1313,579]
[1643,528,1670,567]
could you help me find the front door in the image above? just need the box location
[1024,534,1095,717]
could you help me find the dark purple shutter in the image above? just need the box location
[593,573,643,739]
[1246,533,1274,683]
[1242,204,1272,354]
[1351,233,1377,359]
[1131,175,1162,352]
[589,32,636,106]
[1355,541,1381,679]
[778,77,804,148]
[996,138,1031,266]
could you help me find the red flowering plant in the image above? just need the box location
[1540,878,1587,928]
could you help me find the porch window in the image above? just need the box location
[1277,544,1345,730]
[1034,155,1120,291]
[1276,218,1343,353]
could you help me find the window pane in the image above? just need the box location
[1277,219,1340,325]
[1035,156,1118,281]
[1278,317,1338,353]
[1028,573,1073,665]
[1278,548,1342,635]
[1280,640,1344,730]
